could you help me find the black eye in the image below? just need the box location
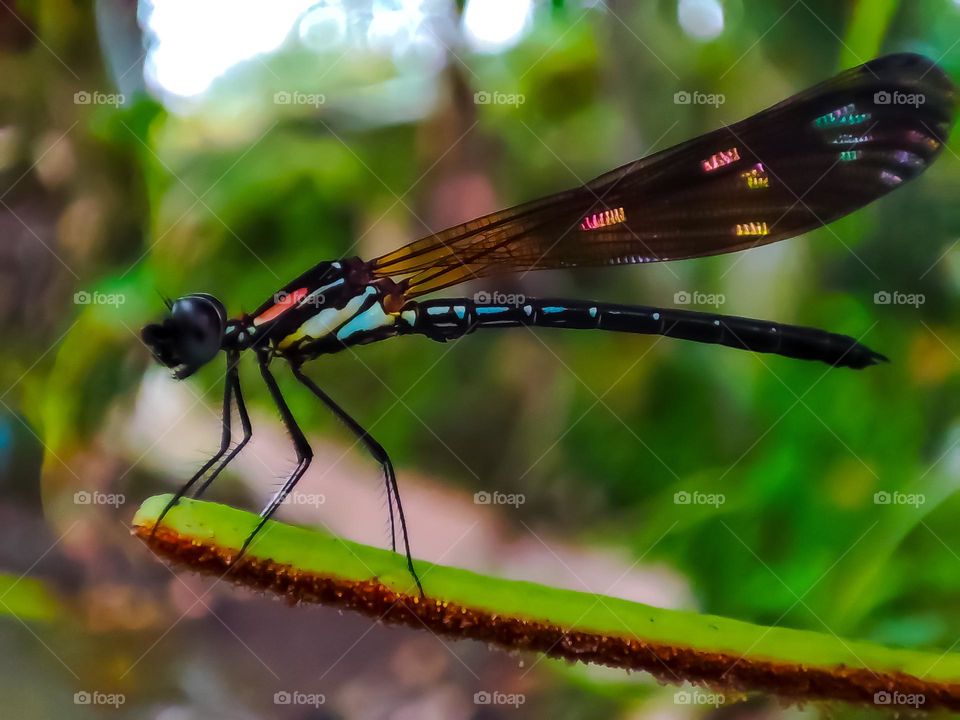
[170,294,226,370]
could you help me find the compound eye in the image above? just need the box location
[171,294,226,368]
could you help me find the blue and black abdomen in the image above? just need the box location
[399,298,885,369]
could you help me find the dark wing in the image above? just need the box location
[370,53,956,298]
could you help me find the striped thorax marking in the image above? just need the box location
[278,286,396,350]
[336,296,398,342]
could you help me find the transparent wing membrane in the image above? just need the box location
[370,54,956,298]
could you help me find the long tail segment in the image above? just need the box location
[397,298,886,369]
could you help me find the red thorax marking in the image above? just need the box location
[254,287,309,326]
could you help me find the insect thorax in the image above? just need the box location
[228,260,406,359]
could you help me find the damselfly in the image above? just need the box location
[143,54,956,594]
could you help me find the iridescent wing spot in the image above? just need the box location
[580,207,627,231]
[813,103,871,128]
[735,221,770,237]
[740,163,769,189]
[702,147,741,172]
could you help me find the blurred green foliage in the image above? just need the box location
[121,0,960,647]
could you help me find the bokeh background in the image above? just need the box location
[2,0,960,717]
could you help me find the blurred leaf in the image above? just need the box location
[0,572,63,623]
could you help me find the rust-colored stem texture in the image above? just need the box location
[134,495,960,711]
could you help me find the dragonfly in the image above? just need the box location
[142,53,956,595]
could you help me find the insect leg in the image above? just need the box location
[234,354,312,561]
[151,350,237,538]
[193,357,252,498]
[290,364,423,597]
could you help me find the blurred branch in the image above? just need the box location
[135,494,960,710]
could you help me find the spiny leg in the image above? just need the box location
[290,364,423,597]
[151,350,236,539]
[193,356,252,498]
[292,364,398,551]
[291,365,400,551]
[234,354,313,562]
